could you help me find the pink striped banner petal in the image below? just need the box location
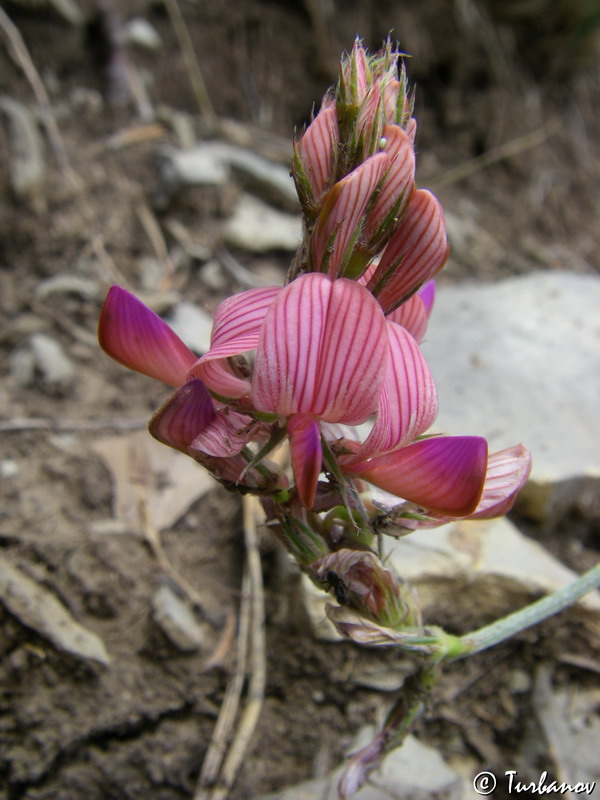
[149,379,216,453]
[353,321,437,460]
[368,189,449,314]
[252,274,388,424]
[365,125,415,240]
[99,286,196,387]
[312,153,388,277]
[288,413,323,509]
[189,285,280,398]
[348,436,488,516]
[299,103,339,199]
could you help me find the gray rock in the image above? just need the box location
[152,586,205,652]
[259,732,463,800]
[157,141,299,211]
[223,194,302,252]
[422,272,600,521]
[0,557,110,667]
[30,333,76,388]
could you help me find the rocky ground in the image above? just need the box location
[1,1,599,799]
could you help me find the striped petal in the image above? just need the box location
[351,321,437,460]
[311,153,388,277]
[149,379,216,453]
[99,286,196,387]
[190,410,257,457]
[396,444,532,528]
[467,444,532,519]
[252,274,388,424]
[288,413,322,508]
[364,125,415,241]
[386,295,429,342]
[417,279,435,316]
[347,436,488,516]
[298,103,339,199]
[368,190,449,314]
[189,286,280,398]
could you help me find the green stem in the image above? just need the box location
[452,561,600,660]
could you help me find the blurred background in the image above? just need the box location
[1,2,599,799]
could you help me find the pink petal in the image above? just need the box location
[190,410,257,457]
[99,286,196,387]
[347,436,488,516]
[385,294,429,342]
[288,413,322,508]
[468,444,532,519]
[298,103,339,198]
[405,118,417,143]
[149,379,216,453]
[364,125,415,241]
[312,153,389,277]
[351,321,437,460]
[252,274,388,425]
[367,189,449,314]
[189,286,280,398]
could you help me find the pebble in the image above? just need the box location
[30,333,76,389]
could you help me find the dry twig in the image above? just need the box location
[194,495,266,800]
[163,0,217,124]
[0,6,79,188]
[428,119,560,190]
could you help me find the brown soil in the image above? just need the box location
[1,1,599,799]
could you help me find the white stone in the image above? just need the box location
[258,732,462,800]
[165,301,213,354]
[125,18,162,51]
[152,586,205,652]
[30,333,76,388]
[385,517,600,612]
[421,272,600,521]
[223,194,301,252]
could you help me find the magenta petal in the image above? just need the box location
[288,413,322,509]
[312,153,389,277]
[99,286,196,387]
[252,274,388,424]
[191,410,255,457]
[385,295,429,342]
[348,436,488,516]
[189,286,280,398]
[468,444,532,519]
[149,379,216,452]
[417,279,435,316]
[352,321,437,460]
[368,189,449,314]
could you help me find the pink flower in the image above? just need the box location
[191,273,491,515]
[192,274,390,508]
[98,286,278,491]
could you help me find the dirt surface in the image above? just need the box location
[1,2,599,799]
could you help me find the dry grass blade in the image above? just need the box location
[194,495,266,800]
[428,119,560,189]
[0,6,79,189]
[164,0,217,124]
